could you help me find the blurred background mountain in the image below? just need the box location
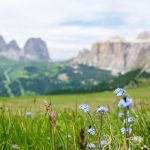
[0,31,150,97]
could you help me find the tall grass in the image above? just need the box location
[0,99,149,150]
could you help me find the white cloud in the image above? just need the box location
[0,0,150,60]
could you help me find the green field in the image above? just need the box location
[0,85,150,110]
[0,86,149,150]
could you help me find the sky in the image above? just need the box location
[0,0,150,60]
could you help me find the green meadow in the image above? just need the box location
[0,86,150,150]
[0,85,150,110]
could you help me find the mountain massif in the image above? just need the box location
[0,32,150,97]
[0,36,50,61]
[72,31,150,74]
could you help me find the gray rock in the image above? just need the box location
[8,40,21,51]
[136,31,150,40]
[0,35,7,51]
[23,38,50,61]
[72,32,150,74]
[0,36,50,61]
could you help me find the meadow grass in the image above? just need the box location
[0,86,150,149]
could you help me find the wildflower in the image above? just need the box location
[96,106,108,114]
[141,145,149,150]
[79,104,89,112]
[121,127,132,135]
[133,136,143,143]
[25,112,32,118]
[87,128,95,135]
[114,88,127,96]
[118,98,133,108]
[11,144,19,149]
[98,140,108,148]
[118,112,124,118]
[127,117,135,124]
[87,143,96,149]
[67,134,71,138]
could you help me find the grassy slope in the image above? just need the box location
[0,85,149,111]
[0,57,112,96]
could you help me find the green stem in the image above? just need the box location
[124,108,129,149]
[87,112,98,135]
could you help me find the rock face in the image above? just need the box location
[0,36,7,51]
[0,36,50,61]
[0,36,21,60]
[73,32,150,74]
[23,38,50,61]
[8,40,21,51]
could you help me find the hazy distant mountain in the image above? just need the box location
[23,38,50,61]
[72,31,150,74]
[0,36,50,61]
[0,36,7,51]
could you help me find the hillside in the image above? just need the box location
[0,57,111,97]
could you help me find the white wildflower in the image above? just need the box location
[87,128,95,135]
[79,104,89,112]
[141,145,149,150]
[11,144,19,149]
[118,98,133,108]
[114,88,127,96]
[127,117,135,124]
[87,143,96,149]
[133,136,143,143]
[118,112,124,118]
[99,140,108,148]
[25,112,32,118]
[96,106,108,114]
[67,134,71,138]
[121,127,132,135]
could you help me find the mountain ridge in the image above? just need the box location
[72,31,150,74]
[0,36,50,61]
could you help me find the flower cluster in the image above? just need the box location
[86,143,96,149]
[118,112,124,118]
[96,106,108,114]
[79,104,109,149]
[11,144,19,149]
[87,127,95,135]
[79,104,89,112]
[99,140,108,148]
[118,98,133,108]
[25,112,32,118]
[114,88,141,149]
[121,127,132,135]
[127,117,135,124]
[114,88,127,96]
[133,136,143,143]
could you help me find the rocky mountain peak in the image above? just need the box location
[0,35,7,51]
[0,35,51,61]
[73,31,150,74]
[23,38,50,61]
[8,40,21,51]
[136,31,150,40]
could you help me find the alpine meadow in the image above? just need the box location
[0,0,150,150]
